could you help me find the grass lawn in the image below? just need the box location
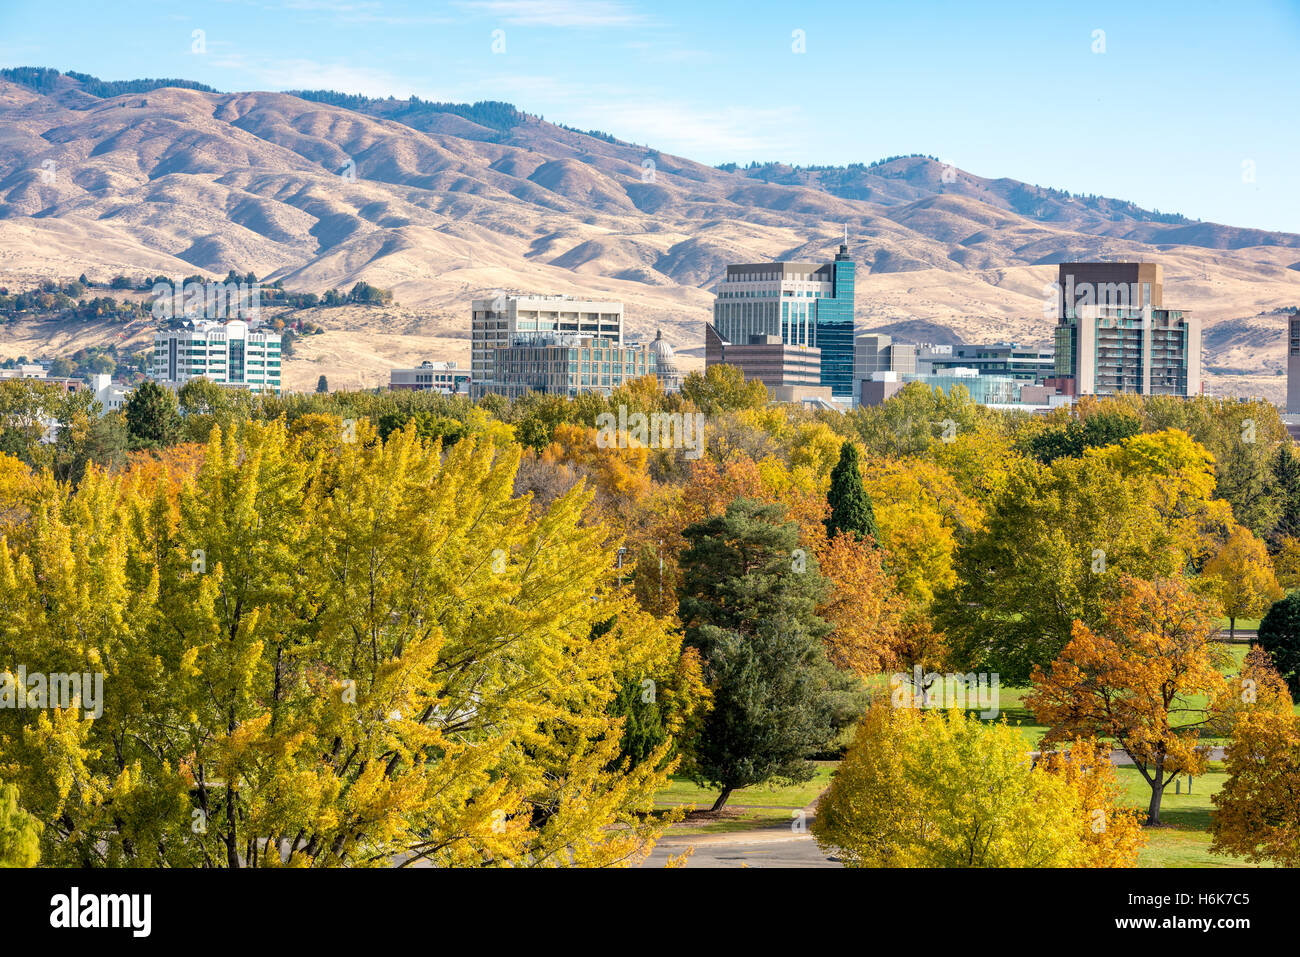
[655,761,836,812]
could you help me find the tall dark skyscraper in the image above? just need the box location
[711,239,857,399]
[815,242,856,398]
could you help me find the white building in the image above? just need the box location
[390,361,469,394]
[471,294,622,398]
[151,319,282,395]
[88,373,130,414]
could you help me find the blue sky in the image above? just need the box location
[3,0,1299,232]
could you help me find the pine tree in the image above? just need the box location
[123,379,181,448]
[316,374,329,394]
[678,497,854,810]
[825,440,878,542]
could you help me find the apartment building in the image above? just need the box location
[475,333,656,400]
[1052,262,1200,397]
[151,319,282,395]
[470,294,623,397]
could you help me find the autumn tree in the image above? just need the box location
[943,453,1179,683]
[1026,575,1253,825]
[0,780,40,867]
[1210,654,1300,865]
[813,705,1137,867]
[0,422,696,866]
[1202,525,1283,639]
[678,363,768,417]
[677,497,855,810]
[815,532,904,676]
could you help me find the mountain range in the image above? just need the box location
[1,67,1297,397]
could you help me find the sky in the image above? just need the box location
[2,0,1299,232]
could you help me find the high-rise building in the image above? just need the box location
[471,294,623,395]
[931,342,1054,382]
[1052,262,1200,397]
[711,241,856,398]
[1287,316,1300,414]
[474,333,656,400]
[151,319,282,395]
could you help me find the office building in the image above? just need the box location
[932,342,1054,382]
[151,319,282,395]
[475,333,656,400]
[711,240,856,398]
[855,333,917,379]
[471,294,623,395]
[1288,315,1300,414]
[705,323,829,403]
[859,368,1065,410]
[1052,262,1200,397]
[390,361,469,395]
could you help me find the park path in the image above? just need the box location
[639,793,840,868]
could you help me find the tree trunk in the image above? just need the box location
[1229,616,1236,641]
[711,787,734,812]
[1146,757,1165,826]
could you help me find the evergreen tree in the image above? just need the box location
[1271,444,1300,542]
[316,374,329,394]
[678,497,854,810]
[123,379,181,448]
[825,440,878,542]
[1258,592,1300,696]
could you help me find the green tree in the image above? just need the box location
[123,379,181,448]
[1258,592,1300,696]
[316,374,329,394]
[0,781,40,867]
[679,364,767,417]
[825,440,878,542]
[677,497,853,810]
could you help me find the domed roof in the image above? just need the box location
[649,329,681,391]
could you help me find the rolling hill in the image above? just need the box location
[1,67,1297,397]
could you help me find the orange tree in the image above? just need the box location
[1026,575,1265,825]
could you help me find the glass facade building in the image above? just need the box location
[815,244,855,398]
[711,242,857,399]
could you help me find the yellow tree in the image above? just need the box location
[1035,738,1146,867]
[1202,525,1283,639]
[815,533,905,676]
[1027,575,1241,825]
[1210,650,1300,865]
[813,705,1120,867]
[0,422,695,867]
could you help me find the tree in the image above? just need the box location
[123,379,181,448]
[1026,575,1253,825]
[0,423,696,866]
[678,364,767,417]
[1210,658,1300,866]
[677,497,852,810]
[316,374,329,394]
[812,705,1139,867]
[942,454,1179,683]
[825,440,878,542]
[1257,591,1300,696]
[0,781,40,867]
[815,532,903,676]
[1202,526,1282,639]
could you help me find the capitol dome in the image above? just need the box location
[649,329,681,392]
